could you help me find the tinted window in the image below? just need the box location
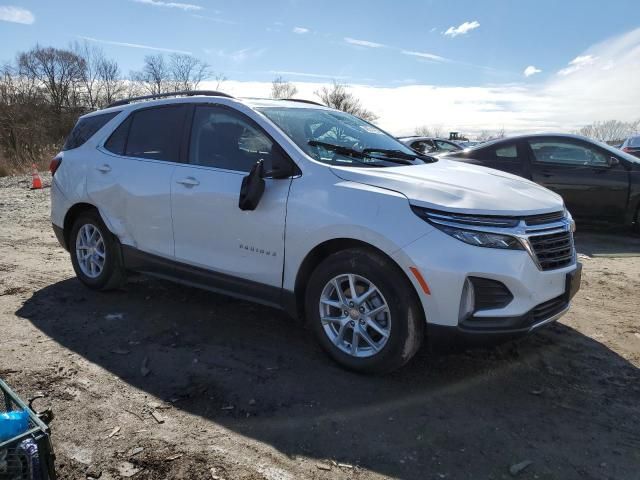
[125,105,187,162]
[63,112,119,150]
[435,140,460,151]
[411,140,434,153]
[629,136,640,147]
[104,116,132,155]
[529,140,608,166]
[189,105,282,172]
[495,144,517,160]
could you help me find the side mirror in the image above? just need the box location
[607,156,620,167]
[265,155,296,179]
[239,160,265,211]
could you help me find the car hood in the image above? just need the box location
[330,159,564,216]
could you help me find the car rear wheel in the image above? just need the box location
[69,212,125,290]
[305,248,424,373]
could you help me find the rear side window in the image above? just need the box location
[104,116,132,155]
[124,105,187,162]
[495,144,517,160]
[63,112,119,150]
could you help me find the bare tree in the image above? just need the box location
[169,54,210,91]
[271,76,298,99]
[97,58,125,106]
[131,54,171,95]
[17,45,85,112]
[72,41,105,109]
[578,119,640,143]
[476,128,506,142]
[414,124,444,138]
[315,81,378,122]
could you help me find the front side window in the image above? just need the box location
[125,105,187,162]
[529,140,608,167]
[63,111,119,150]
[259,107,423,167]
[189,105,283,172]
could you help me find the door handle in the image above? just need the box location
[176,176,200,187]
[96,164,111,173]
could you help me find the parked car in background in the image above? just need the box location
[50,92,580,373]
[399,136,463,155]
[442,134,640,227]
[621,135,640,158]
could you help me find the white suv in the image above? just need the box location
[50,91,581,373]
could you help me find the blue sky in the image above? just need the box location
[1,1,639,135]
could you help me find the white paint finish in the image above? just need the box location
[393,228,573,327]
[330,159,564,216]
[171,163,291,287]
[52,95,577,336]
[86,153,176,258]
[281,166,432,291]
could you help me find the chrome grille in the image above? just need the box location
[528,231,574,270]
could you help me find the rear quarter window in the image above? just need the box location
[63,112,120,150]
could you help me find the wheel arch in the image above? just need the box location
[288,238,424,324]
[63,203,116,248]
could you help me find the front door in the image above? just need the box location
[171,104,293,296]
[528,137,629,221]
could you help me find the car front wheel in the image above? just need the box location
[305,248,424,373]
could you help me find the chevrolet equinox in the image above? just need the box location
[50,91,582,373]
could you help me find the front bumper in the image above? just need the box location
[392,228,581,340]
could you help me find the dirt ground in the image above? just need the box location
[1,173,639,480]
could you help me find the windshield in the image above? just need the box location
[258,107,427,167]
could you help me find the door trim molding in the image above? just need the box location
[121,245,290,311]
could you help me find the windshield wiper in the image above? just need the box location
[308,140,366,158]
[363,147,436,164]
[308,141,416,166]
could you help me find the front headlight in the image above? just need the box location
[412,206,524,250]
[436,225,524,250]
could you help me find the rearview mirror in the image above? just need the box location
[239,160,265,211]
[608,156,620,167]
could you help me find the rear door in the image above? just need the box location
[170,103,293,296]
[87,104,188,258]
[454,140,529,178]
[527,137,629,220]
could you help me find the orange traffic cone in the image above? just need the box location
[31,164,42,190]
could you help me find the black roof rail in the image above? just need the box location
[108,90,234,108]
[283,98,325,107]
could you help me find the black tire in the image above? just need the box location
[69,211,125,290]
[305,248,424,373]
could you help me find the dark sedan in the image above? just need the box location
[442,134,640,227]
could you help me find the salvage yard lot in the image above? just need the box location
[1,174,639,480]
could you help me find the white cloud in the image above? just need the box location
[212,47,266,63]
[192,14,237,25]
[0,6,34,24]
[79,36,191,55]
[558,55,597,76]
[524,65,542,77]
[131,0,202,11]
[444,20,480,38]
[401,50,448,62]
[211,28,640,138]
[293,26,309,34]
[344,37,386,48]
